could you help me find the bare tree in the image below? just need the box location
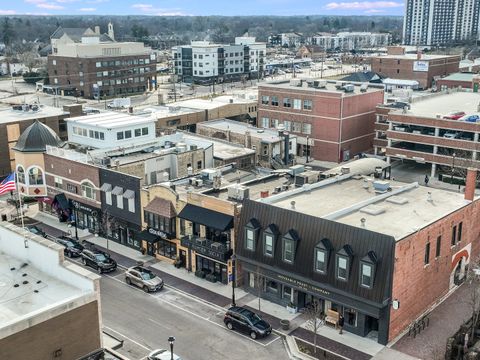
[466,256,480,340]
[304,300,324,354]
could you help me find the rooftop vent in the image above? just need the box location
[427,191,433,202]
[360,218,366,228]
[386,196,409,205]
[360,205,386,216]
[290,200,296,210]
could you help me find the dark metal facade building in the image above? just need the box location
[99,168,143,250]
[236,199,395,344]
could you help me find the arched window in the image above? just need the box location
[17,166,25,184]
[28,167,44,185]
[81,181,96,200]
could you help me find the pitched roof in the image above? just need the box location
[13,120,64,153]
[144,197,176,218]
[341,71,384,83]
[51,27,90,42]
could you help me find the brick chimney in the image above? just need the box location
[465,168,477,201]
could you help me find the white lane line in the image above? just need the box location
[103,326,152,352]
[104,274,277,347]
[264,335,281,347]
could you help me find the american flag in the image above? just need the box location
[0,172,16,196]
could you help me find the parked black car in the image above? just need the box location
[224,306,272,339]
[80,249,117,274]
[56,236,84,258]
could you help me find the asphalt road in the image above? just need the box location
[99,271,289,360]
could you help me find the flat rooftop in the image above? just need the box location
[376,54,459,60]
[199,119,296,143]
[66,111,155,129]
[259,79,383,95]
[185,134,255,160]
[170,95,257,110]
[395,91,480,118]
[263,176,472,240]
[440,72,475,82]
[136,105,202,118]
[0,105,67,124]
[0,252,83,326]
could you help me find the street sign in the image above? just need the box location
[228,274,234,282]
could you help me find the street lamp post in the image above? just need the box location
[451,152,456,184]
[231,254,237,307]
[72,206,79,240]
[168,336,175,360]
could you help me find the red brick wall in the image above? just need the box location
[436,79,472,89]
[44,154,101,208]
[389,200,480,342]
[371,56,460,88]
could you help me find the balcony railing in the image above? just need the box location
[180,235,230,262]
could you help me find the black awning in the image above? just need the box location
[135,229,160,244]
[178,204,233,231]
[53,193,70,210]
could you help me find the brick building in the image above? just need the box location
[0,223,102,360]
[0,104,77,179]
[374,91,480,179]
[436,72,476,90]
[257,79,384,163]
[371,47,460,89]
[48,24,157,99]
[236,166,479,344]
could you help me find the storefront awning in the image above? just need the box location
[111,186,124,196]
[100,183,112,192]
[178,204,233,231]
[53,193,69,210]
[123,189,135,199]
[135,229,160,244]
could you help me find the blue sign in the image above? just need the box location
[228,274,234,282]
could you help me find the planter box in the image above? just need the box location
[287,305,298,314]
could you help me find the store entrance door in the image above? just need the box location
[179,250,187,268]
[297,291,306,309]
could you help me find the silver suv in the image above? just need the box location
[125,266,164,292]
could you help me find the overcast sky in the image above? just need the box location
[0,0,404,16]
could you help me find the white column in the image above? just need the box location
[434,127,440,137]
[473,133,479,160]
[431,163,436,178]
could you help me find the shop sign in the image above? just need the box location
[276,274,331,297]
[148,227,167,239]
[71,200,98,215]
[413,61,429,72]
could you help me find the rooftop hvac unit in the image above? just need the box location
[101,157,111,167]
[290,79,302,87]
[195,179,203,187]
[314,80,327,88]
[295,171,320,186]
[360,83,369,92]
[176,143,187,153]
[227,184,250,201]
[335,81,344,90]
[190,144,198,151]
[372,180,390,193]
[343,84,355,93]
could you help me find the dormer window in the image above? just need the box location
[263,224,279,257]
[245,218,261,251]
[314,238,333,274]
[282,229,300,264]
[360,251,378,289]
[336,245,354,282]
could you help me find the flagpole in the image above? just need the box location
[15,172,28,248]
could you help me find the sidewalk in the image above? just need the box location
[28,205,401,360]
[391,282,472,360]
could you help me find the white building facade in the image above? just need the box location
[311,32,391,50]
[403,0,480,45]
[172,38,265,84]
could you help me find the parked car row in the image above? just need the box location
[443,111,480,123]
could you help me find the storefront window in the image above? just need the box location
[344,308,357,326]
[266,280,278,294]
[283,285,292,300]
[157,239,177,259]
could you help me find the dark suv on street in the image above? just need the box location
[56,236,84,258]
[224,306,272,339]
[80,249,117,274]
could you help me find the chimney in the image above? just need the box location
[465,168,477,201]
[417,51,422,60]
[360,218,366,228]
[94,26,100,35]
[244,130,252,148]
